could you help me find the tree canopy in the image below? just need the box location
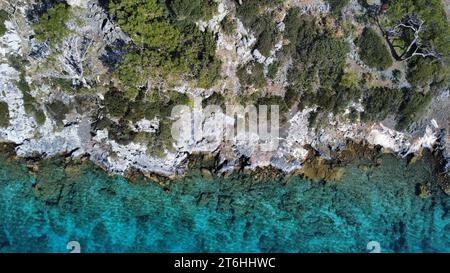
[357,27,393,69]
[33,3,71,44]
[109,0,221,92]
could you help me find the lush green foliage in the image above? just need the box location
[104,87,130,118]
[0,101,9,128]
[33,3,71,44]
[234,0,279,29]
[362,87,403,121]
[109,0,221,89]
[253,19,277,57]
[357,27,393,69]
[384,1,450,91]
[267,61,279,79]
[397,89,431,130]
[0,10,9,36]
[386,0,450,61]
[406,57,449,89]
[109,0,178,50]
[361,86,430,129]
[287,18,349,94]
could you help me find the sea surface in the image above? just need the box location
[0,151,449,253]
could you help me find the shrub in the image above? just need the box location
[237,62,266,89]
[35,109,47,125]
[392,69,402,84]
[104,87,130,118]
[235,1,279,58]
[17,75,38,117]
[202,92,226,110]
[0,9,9,36]
[46,100,70,125]
[0,101,10,127]
[256,95,290,123]
[108,119,137,145]
[8,54,47,125]
[7,54,28,74]
[220,15,236,34]
[234,0,282,28]
[396,89,432,130]
[361,87,403,122]
[267,61,279,79]
[347,107,359,123]
[33,3,71,44]
[282,8,302,57]
[290,18,349,91]
[254,20,277,57]
[308,110,319,127]
[406,57,447,88]
[357,27,393,70]
[168,0,217,22]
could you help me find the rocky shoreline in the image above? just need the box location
[1,136,449,197]
[0,0,449,191]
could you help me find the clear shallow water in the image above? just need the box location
[0,152,449,253]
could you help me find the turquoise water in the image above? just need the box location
[0,152,449,253]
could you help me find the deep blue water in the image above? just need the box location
[0,152,449,253]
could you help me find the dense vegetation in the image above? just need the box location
[361,86,432,130]
[0,9,9,36]
[0,101,9,128]
[237,62,266,90]
[234,0,281,89]
[287,18,349,92]
[380,0,450,92]
[46,100,70,126]
[19,0,450,146]
[361,87,403,122]
[283,15,353,123]
[386,0,450,61]
[99,0,223,154]
[32,3,71,44]
[357,27,392,69]
[109,0,221,95]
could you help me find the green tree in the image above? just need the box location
[0,10,9,36]
[357,27,393,70]
[362,87,403,122]
[109,0,221,90]
[406,57,445,88]
[386,0,450,61]
[33,3,71,44]
[288,18,349,92]
[0,101,9,128]
[397,89,431,130]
